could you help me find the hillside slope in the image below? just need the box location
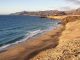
[30,17,80,60]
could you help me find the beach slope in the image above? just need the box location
[31,16,80,60]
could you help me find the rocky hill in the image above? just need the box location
[10,8,80,16]
[10,10,66,16]
[65,8,80,15]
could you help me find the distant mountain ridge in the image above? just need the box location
[10,10,66,16]
[10,8,80,16]
[65,8,80,15]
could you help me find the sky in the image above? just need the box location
[0,0,80,14]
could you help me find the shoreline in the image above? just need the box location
[0,15,79,60]
[0,22,64,60]
[1,15,79,60]
[0,21,60,52]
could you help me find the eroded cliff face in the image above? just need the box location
[30,16,80,60]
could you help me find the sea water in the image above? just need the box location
[0,15,60,50]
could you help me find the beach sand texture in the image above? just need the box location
[0,24,64,60]
[31,16,80,60]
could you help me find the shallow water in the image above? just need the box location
[0,15,60,49]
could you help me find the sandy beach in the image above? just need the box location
[0,24,64,60]
[0,15,80,60]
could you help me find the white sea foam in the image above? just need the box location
[0,22,60,51]
[0,29,45,51]
[0,44,11,51]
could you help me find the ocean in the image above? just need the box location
[0,15,60,50]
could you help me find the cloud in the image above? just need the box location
[65,0,80,5]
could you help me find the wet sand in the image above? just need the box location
[0,24,64,60]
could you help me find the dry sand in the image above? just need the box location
[31,17,80,60]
